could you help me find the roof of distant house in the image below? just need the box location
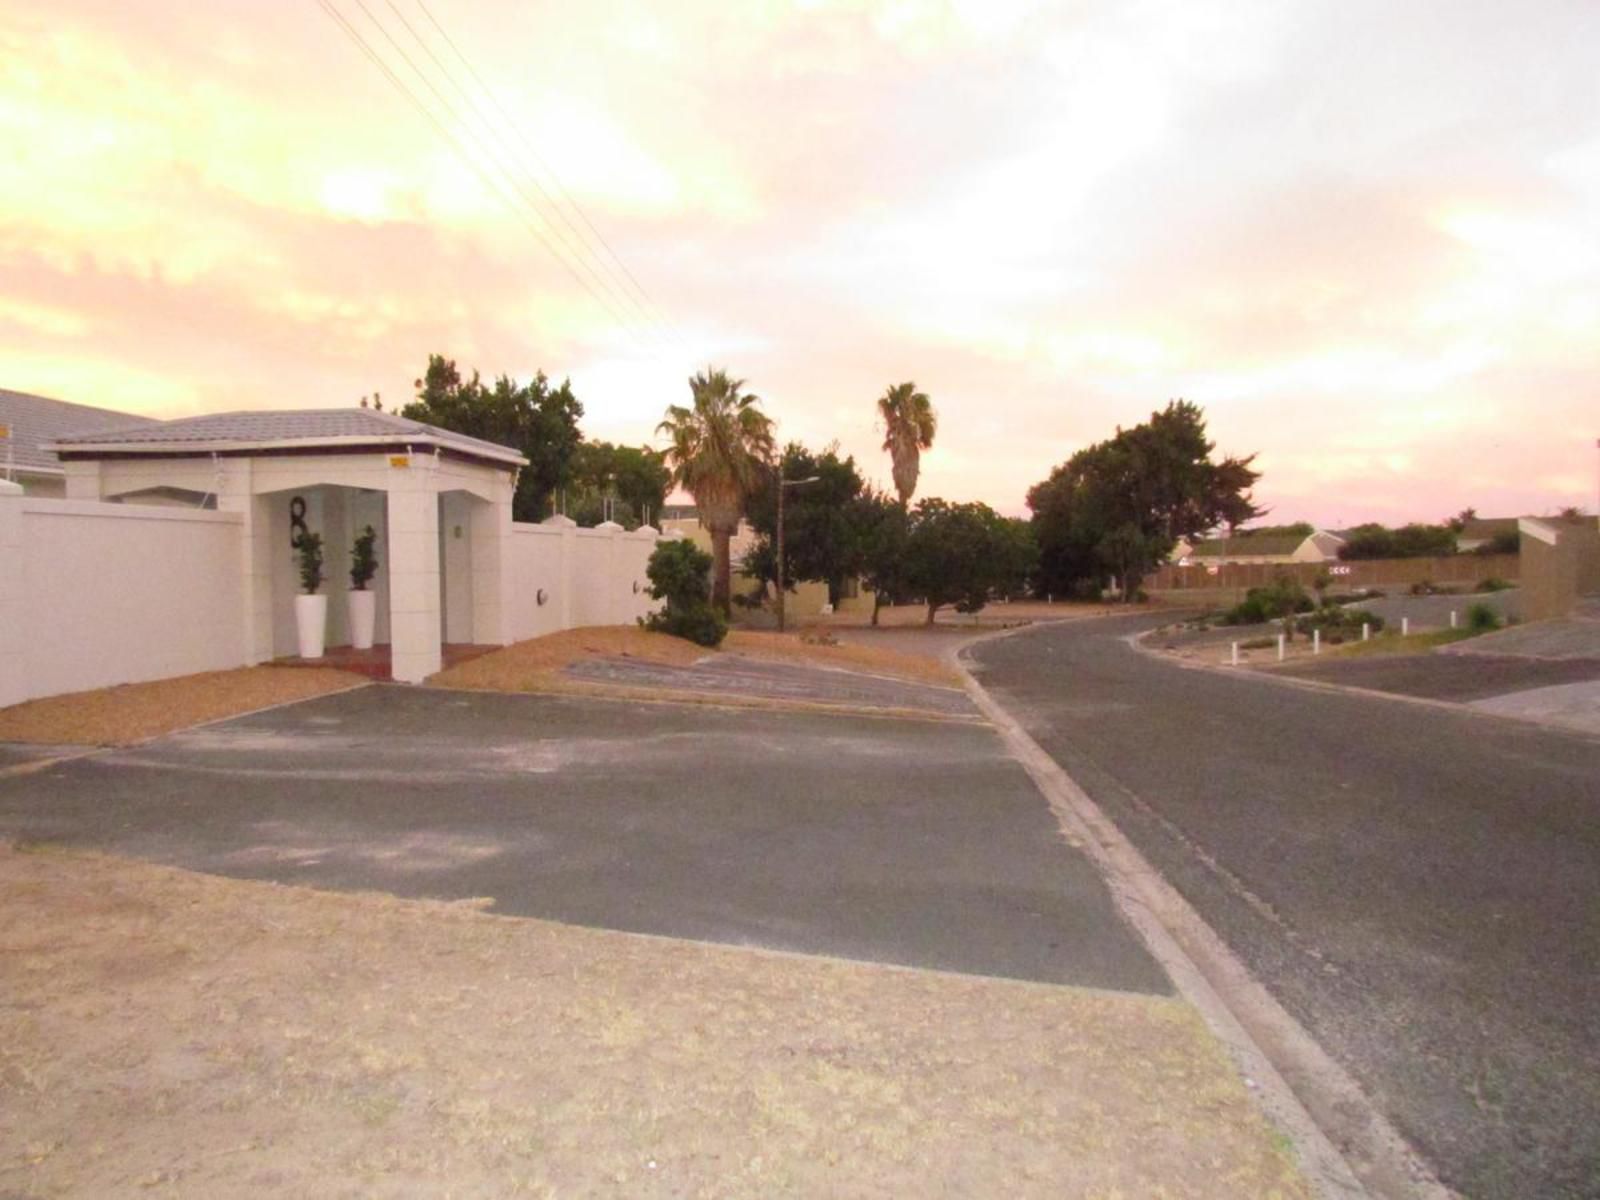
[1187,529,1339,558]
[0,388,156,476]
[47,407,527,468]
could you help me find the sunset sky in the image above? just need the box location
[3,0,1597,524]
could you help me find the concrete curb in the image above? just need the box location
[948,624,1453,1200]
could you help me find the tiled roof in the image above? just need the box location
[49,407,526,466]
[0,388,156,475]
[1190,533,1309,557]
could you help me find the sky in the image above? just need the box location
[2,0,1597,525]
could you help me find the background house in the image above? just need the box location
[1177,528,1345,566]
[1455,516,1521,554]
[0,388,156,498]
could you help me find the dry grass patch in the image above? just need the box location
[723,630,961,687]
[0,843,1311,1199]
[429,625,961,694]
[0,667,364,747]
[428,626,707,693]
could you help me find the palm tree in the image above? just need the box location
[877,382,937,506]
[657,368,775,614]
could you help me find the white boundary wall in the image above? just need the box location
[506,518,661,639]
[1,490,245,706]
[0,483,665,708]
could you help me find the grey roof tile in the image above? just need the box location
[48,407,525,465]
[0,388,156,475]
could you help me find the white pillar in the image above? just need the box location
[1230,641,1239,666]
[386,470,442,683]
[1402,616,1410,637]
[0,481,27,707]
[471,473,516,646]
[540,513,577,630]
[1313,628,1321,655]
[1362,622,1371,641]
[1277,633,1286,661]
[215,459,274,665]
[1450,609,1458,629]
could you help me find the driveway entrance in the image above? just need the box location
[0,685,1167,994]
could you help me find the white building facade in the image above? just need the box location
[0,409,660,707]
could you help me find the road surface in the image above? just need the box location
[968,615,1600,1200]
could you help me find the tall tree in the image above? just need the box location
[877,381,937,506]
[904,498,1036,625]
[403,354,583,522]
[657,368,775,614]
[1027,400,1261,601]
[567,441,671,529]
[744,442,868,606]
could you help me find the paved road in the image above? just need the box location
[968,616,1600,1200]
[0,685,1166,994]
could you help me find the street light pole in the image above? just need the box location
[776,473,820,633]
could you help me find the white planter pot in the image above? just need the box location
[294,593,328,659]
[347,589,377,650]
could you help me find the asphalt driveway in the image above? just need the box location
[0,685,1167,994]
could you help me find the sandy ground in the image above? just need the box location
[428,625,961,696]
[0,843,1309,1199]
[0,667,364,748]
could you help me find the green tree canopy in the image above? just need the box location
[566,441,671,529]
[1027,400,1261,601]
[904,498,1036,625]
[403,354,583,522]
[743,442,869,606]
[1337,523,1457,560]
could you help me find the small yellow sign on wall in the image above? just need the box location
[0,424,10,439]
[389,454,410,468]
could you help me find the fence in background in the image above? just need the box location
[1148,553,1520,606]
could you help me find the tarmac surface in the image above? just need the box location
[967,615,1600,1200]
[0,684,1168,994]
[563,652,978,717]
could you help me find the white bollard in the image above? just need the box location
[1277,633,1286,661]
[1450,610,1458,629]
[1402,616,1410,636]
[1313,628,1321,655]
[1231,641,1240,666]
[1362,622,1371,642]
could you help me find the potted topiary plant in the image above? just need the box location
[347,524,379,650]
[294,530,327,659]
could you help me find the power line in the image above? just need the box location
[391,0,671,340]
[344,0,662,345]
[313,0,660,349]
[411,0,681,340]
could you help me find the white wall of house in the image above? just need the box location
[3,494,243,705]
[1,466,664,707]
[504,517,660,640]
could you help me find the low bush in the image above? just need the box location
[1475,577,1514,593]
[1466,602,1502,633]
[1220,576,1313,626]
[1297,605,1386,637]
[640,539,728,648]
